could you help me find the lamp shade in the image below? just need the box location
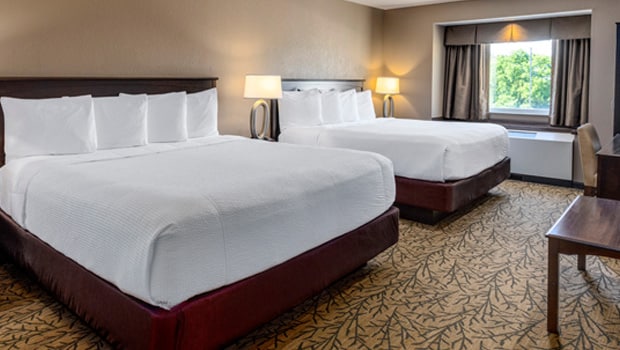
[375,77,400,95]
[243,75,283,99]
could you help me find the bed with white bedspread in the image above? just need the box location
[273,78,511,223]
[0,136,394,309]
[0,77,400,349]
[279,118,508,182]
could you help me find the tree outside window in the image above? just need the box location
[489,40,552,115]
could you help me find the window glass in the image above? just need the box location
[489,40,552,115]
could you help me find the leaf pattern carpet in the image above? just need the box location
[1,180,620,349]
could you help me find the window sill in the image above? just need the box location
[432,117,576,134]
[490,116,575,134]
[490,109,549,117]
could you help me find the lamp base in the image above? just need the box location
[382,95,394,118]
[250,99,271,139]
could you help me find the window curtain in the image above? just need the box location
[443,15,591,124]
[550,38,590,127]
[443,44,489,120]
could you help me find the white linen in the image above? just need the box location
[187,88,218,138]
[339,89,359,122]
[279,118,509,182]
[1,95,97,161]
[93,94,148,149]
[143,91,188,143]
[357,90,376,121]
[279,89,322,130]
[0,136,394,309]
[320,90,343,124]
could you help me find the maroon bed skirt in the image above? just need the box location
[395,158,510,223]
[0,206,399,349]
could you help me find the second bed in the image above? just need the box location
[274,79,511,223]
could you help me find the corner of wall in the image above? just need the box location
[431,24,445,118]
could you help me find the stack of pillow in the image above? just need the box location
[0,88,218,162]
[278,88,376,131]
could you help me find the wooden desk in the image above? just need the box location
[597,133,620,200]
[546,195,620,333]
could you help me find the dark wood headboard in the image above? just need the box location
[0,77,218,166]
[271,79,365,140]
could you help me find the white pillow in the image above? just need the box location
[187,88,218,138]
[340,89,360,122]
[320,90,343,125]
[144,91,188,143]
[356,90,376,121]
[1,95,97,160]
[279,89,322,130]
[93,94,148,149]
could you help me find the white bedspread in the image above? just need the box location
[0,136,395,309]
[279,118,509,182]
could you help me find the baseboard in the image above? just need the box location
[509,173,580,188]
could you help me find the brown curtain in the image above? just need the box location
[445,15,591,45]
[443,44,489,120]
[550,39,590,127]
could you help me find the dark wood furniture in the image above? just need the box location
[0,77,400,349]
[596,133,620,200]
[614,23,620,136]
[272,79,510,224]
[546,195,620,333]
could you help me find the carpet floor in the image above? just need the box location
[1,180,619,349]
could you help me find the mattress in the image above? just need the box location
[278,118,509,182]
[0,136,395,309]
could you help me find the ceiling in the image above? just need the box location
[344,0,469,10]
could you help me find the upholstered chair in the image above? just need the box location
[577,123,602,196]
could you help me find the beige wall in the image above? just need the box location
[383,0,620,149]
[2,0,615,183]
[0,0,383,136]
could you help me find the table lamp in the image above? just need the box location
[244,75,282,139]
[376,77,400,118]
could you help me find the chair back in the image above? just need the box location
[577,123,602,194]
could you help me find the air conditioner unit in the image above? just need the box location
[508,130,574,181]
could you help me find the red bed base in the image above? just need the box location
[394,157,511,223]
[0,206,399,349]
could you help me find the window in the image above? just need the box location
[489,40,552,115]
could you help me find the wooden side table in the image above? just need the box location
[546,195,620,333]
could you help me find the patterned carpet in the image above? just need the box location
[1,180,619,349]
